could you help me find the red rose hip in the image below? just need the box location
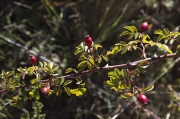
[30,56,36,65]
[138,94,148,105]
[41,86,50,94]
[141,22,149,32]
[84,35,92,47]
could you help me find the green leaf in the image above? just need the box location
[104,80,114,87]
[79,55,87,61]
[70,88,86,96]
[30,79,36,84]
[52,65,59,72]
[77,60,86,70]
[47,62,54,71]
[114,68,122,78]
[39,62,43,67]
[102,55,109,62]
[35,90,40,100]
[15,73,21,78]
[106,51,113,56]
[65,68,74,73]
[120,31,129,36]
[121,93,134,98]
[134,32,139,39]
[97,56,102,63]
[64,87,71,96]
[124,26,137,32]
[108,71,118,79]
[93,44,103,50]
[88,57,95,66]
[154,29,164,35]
[142,35,150,44]
[121,46,127,54]
[59,78,65,85]
[87,61,93,70]
[157,35,167,41]
[161,44,172,54]
[17,67,23,73]
[36,73,41,81]
[112,46,121,55]
[54,87,62,96]
[163,28,170,35]
[63,80,73,86]
[74,43,84,55]
[27,67,34,75]
[142,85,154,92]
[6,71,14,78]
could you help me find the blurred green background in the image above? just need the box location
[0,0,180,118]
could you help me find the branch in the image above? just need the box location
[46,53,178,81]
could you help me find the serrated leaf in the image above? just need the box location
[77,60,86,69]
[163,28,170,35]
[17,67,23,73]
[55,87,62,96]
[29,91,34,96]
[106,51,113,56]
[120,31,129,36]
[154,29,164,35]
[121,46,127,54]
[52,65,59,72]
[102,55,109,62]
[35,90,40,100]
[76,79,82,84]
[97,56,102,63]
[70,88,86,96]
[47,62,54,71]
[134,32,139,39]
[74,43,84,55]
[27,67,34,75]
[157,35,167,41]
[112,46,120,55]
[31,79,36,84]
[121,93,134,98]
[39,62,43,67]
[108,71,118,79]
[36,73,41,81]
[64,87,71,96]
[79,55,87,61]
[114,68,122,77]
[59,78,65,85]
[15,73,21,78]
[93,44,103,50]
[124,26,137,32]
[7,71,14,78]
[63,80,73,86]
[161,44,172,54]
[65,68,74,73]
[88,57,94,65]
[142,85,154,92]
[104,80,114,87]
[87,61,93,70]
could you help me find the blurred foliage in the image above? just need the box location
[0,0,180,118]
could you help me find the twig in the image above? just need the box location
[0,34,55,64]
